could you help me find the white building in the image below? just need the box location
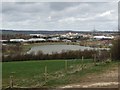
[62,39,71,42]
[30,34,46,37]
[93,36,114,40]
[47,37,60,41]
[0,40,8,43]
[10,39,25,42]
[28,38,46,42]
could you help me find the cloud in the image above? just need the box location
[99,11,111,17]
[1,2,118,31]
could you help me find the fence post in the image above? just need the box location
[94,54,96,65]
[44,66,47,82]
[65,60,67,72]
[82,56,84,62]
[9,75,13,88]
[81,56,84,70]
[9,72,15,88]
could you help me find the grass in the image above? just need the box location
[2,59,118,88]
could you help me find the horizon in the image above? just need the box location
[1,29,118,32]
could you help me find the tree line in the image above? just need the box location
[2,47,110,62]
[111,37,120,61]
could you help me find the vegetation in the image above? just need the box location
[3,47,108,62]
[2,44,111,62]
[2,34,31,40]
[2,32,119,89]
[111,38,120,61]
[2,59,117,88]
[2,44,23,55]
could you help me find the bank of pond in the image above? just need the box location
[2,44,111,62]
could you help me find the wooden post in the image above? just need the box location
[65,60,67,71]
[9,72,15,88]
[82,56,84,62]
[94,54,96,65]
[81,56,84,70]
[44,66,47,82]
[9,75,13,88]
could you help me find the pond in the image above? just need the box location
[27,44,109,54]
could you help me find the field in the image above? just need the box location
[2,59,118,88]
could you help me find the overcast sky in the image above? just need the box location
[1,2,118,31]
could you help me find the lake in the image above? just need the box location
[27,44,109,54]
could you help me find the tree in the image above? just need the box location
[111,37,120,61]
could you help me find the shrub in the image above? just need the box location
[2,49,96,62]
[111,37,120,61]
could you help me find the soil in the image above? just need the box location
[61,65,119,88]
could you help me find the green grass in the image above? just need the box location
[2,59,118,88]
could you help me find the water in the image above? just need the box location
[27,44,110,54]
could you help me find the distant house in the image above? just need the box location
[30,34,46,38]
[28,38,46,42]
[47,37,60,41]
[93,36,114,40]
[10,39,25,42]
[62,39,71,42]
[0,40,8,43]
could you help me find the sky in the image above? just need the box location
[1,1,118,31]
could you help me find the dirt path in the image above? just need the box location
[61,65,119,88]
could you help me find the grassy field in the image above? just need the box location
[2,59,118,88]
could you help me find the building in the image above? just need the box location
[28,38,46,42]
[47,37,60,41]
[10,39,25,42]
[93,36,114,40]
[0,40,8,43]
[30,34,46,38]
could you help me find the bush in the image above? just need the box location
[111,38,120,61]
[2,49,96,62]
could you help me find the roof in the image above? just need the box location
[10,39,25,42]
[0,40,8,42]
[30,34,45,37]
[48,37,59,41]
[93,36,114,39]
[28,38,46,41]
